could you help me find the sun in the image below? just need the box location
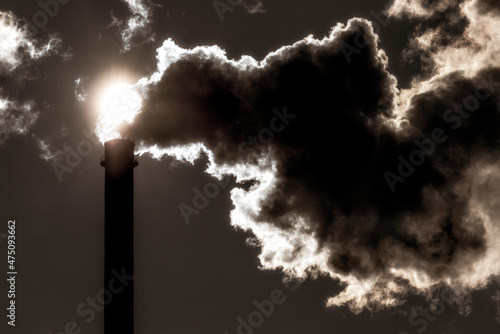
[98,82,142,123]
[96,80,142,143]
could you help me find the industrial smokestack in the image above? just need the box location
[101,139,138,334]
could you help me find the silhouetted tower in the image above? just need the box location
[101,139,137,334]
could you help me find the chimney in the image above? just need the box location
[101,139,138,334]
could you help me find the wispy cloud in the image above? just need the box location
[0,11,62,74]
[74,78,88,103]
[109,0,155,52]
[0,96,38,145]
[0,10,63,147]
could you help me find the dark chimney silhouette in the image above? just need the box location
[101,139,138,334]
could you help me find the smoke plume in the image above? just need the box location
[116,0,500,312]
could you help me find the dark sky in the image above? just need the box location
[1,0,500,333]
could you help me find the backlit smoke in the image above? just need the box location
[106,0,500,312]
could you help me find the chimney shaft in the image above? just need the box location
[101,139,137,334]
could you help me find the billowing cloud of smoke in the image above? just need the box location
[110,0,155,52]
[0,11,61,145]
[115,1,500,313]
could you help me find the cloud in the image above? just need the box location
[387,0,500,79]
[0,11,62,74]
[110,0,155,52]
[0,96,38,145]
[387,0,461,19]
[0,11,63,147]
[35,137,64,161]
[74,78,88,103]
[475,0,500,14]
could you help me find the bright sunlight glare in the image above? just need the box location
[95,81,142,143]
